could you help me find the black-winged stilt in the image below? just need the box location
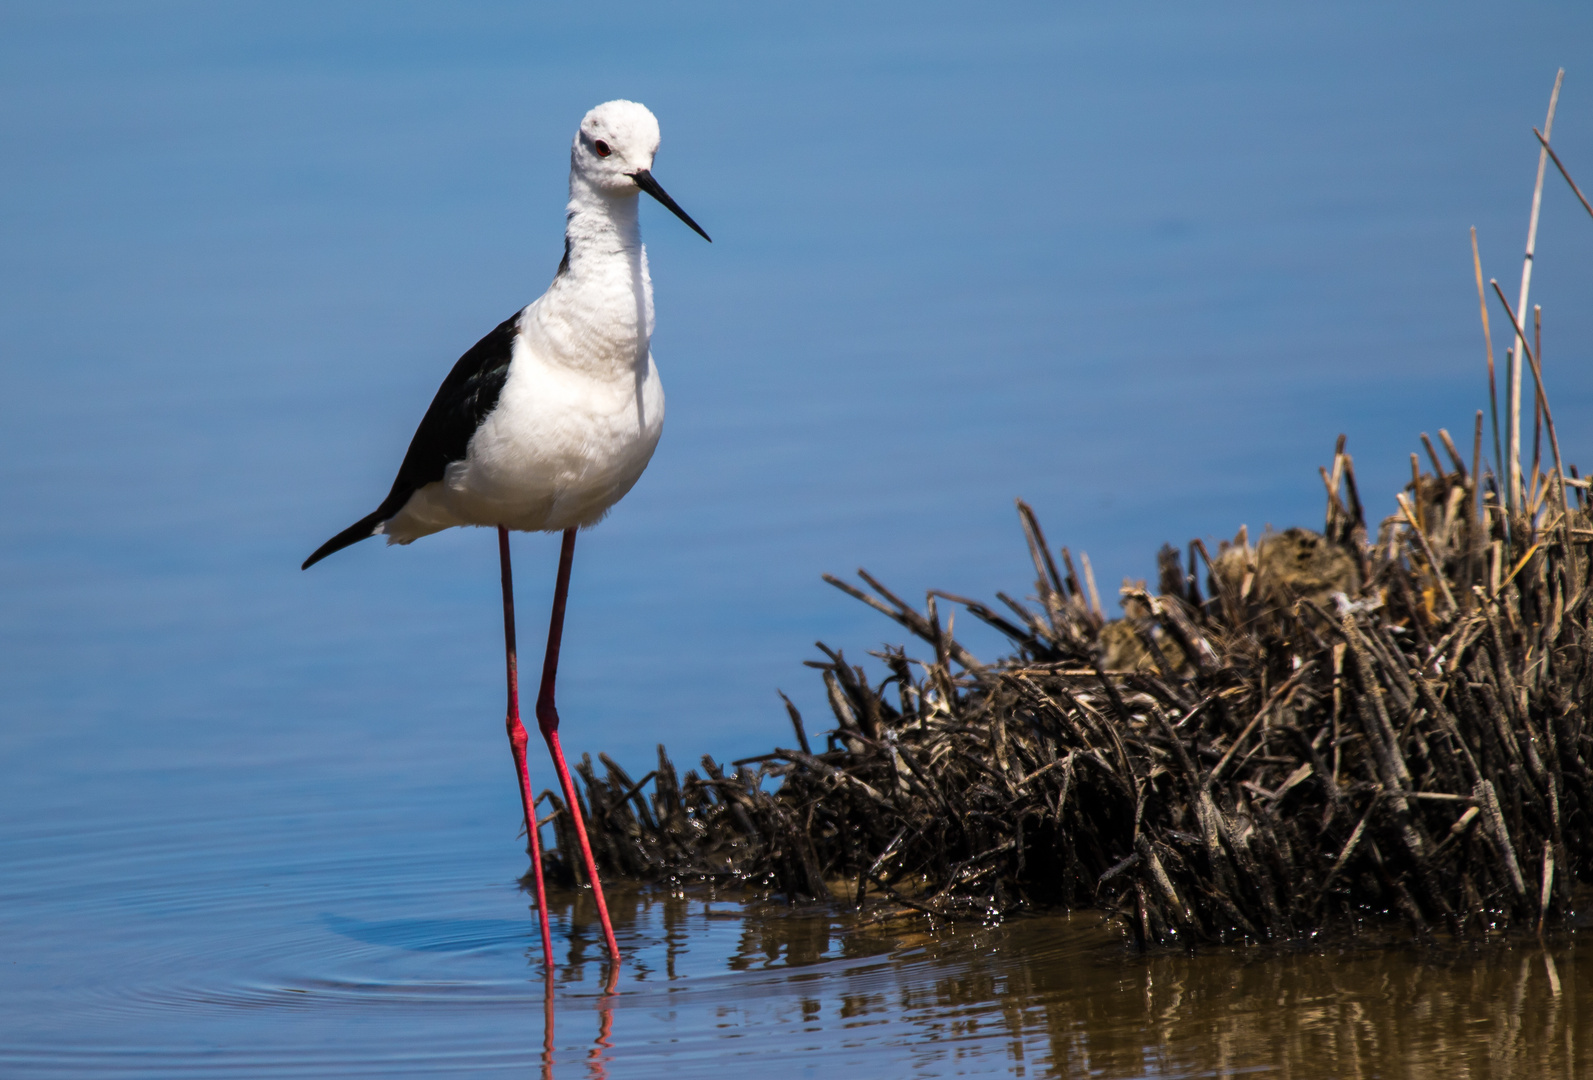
[302,100,710,971]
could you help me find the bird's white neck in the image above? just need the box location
[564,173,643,268]
[518,173,655,379]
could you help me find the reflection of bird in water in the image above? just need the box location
[539,967,617,1080]
[543,972,555,1080]
[302,100,711,974]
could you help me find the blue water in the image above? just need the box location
[3,2,1593,1075]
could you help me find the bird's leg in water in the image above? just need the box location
[536,527,621,965]
[500,526,555,971]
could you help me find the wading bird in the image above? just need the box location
[302,100,710,970]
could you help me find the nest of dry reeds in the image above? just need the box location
[532,427,1593,946]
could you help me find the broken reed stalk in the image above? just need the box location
[1535,126,1593,224]
[528,423,1593,948]
[1490,281,1577,584]
[1508,67,1564,515]
[1472,227,1504,486]
[1531,307,1544,508]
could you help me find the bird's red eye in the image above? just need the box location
[593,139,612,158]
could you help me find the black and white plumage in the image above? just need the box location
[303,314,519,568]
[302,99,710,571]
[299,100,712,973]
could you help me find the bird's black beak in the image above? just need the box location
[630,170,712,242]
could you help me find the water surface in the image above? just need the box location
[5,793,1586,1079]
[3,2,1593,1076]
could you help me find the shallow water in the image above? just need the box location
[5,2,1593,1076]
[3,740,1588,1079]
[5,791,1586,1080]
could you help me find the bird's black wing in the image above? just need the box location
[302,311,522,569]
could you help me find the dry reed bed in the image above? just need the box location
[531,427,1593,945]
[536,88,1593,942]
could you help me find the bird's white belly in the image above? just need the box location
[385,344,664,542]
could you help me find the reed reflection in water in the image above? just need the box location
[534,886,1587,1078]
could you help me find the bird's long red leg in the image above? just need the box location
[500,526,555,972]
[536,527,621,966]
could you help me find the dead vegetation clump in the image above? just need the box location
[531,429,1593,946]
[532,89,1593,944]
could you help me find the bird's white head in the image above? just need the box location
[570,100,711,242]
[572,100,662,192]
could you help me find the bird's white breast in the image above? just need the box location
[463,320,665,532]
[382,246,665,542]
[379,171,669,545]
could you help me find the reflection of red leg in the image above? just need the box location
[590,971,615,1079]
[500,527,554,971]
[540,968,556,1080]
[535,528,621,966]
